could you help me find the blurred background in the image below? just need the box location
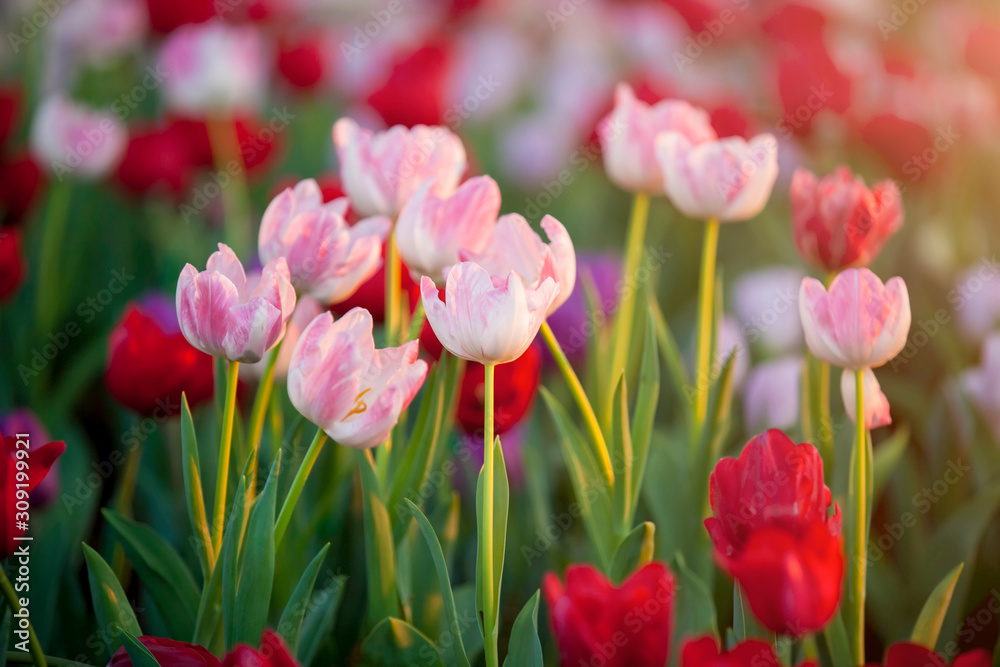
[2,0,1000,663]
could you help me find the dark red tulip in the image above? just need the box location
[108,636,220,666]
[0,410,59,507]
[221,630,300,667]
[105,294,214,416]
[277,35,326,91]
[367,39,453,128]
[144,0,216,34]
[0,430,64,559]
[705,429,843,635]
[791,166,904,273]
[543,562,675,667]
[865,643,992,667]
[0,153,44,225]
[0,86,20,153]
[0,228,25,301]
[457,342,541,436]
[116,122,204,196]
[681,635,817,667]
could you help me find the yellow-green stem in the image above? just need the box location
[852,368,867,665]
[274,428,328,548]
[540,321,614,489]
[0,568,46,667]
[385,229,401,346]
[694,219,720,424]
[817,360,834,472]
[606,192,650,426]
[211,360,240,558]
[35,180,72,335]
[246,343,281,493]
[481,363,499,667]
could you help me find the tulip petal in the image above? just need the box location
[841,368,892,429]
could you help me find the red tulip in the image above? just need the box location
[790,166,903,273]
[543,562,675,667]
[865,643,992,667]
[105,293,214,416]
[457,342,541,436]
[221,630,300,667]
[277,35,326,91]
[144,0,216,35]
[705,429,843,635]
[367,39,453,128]
[0,430,64,559]
[681,635,817,667]
[116,122,204,197]
[108,636,220,666]
[0,228,25,301]
[857,114,934,181]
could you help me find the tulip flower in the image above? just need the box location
[395,175,501,283]
[655,132,779,222]
[0,410,60,506]
[952,263,1000,344]
[258,178,391,304]
[108,637,220,666]
[106,293,215,416]
[421,262,557,365]
[743,356,803,432]
[332,117,466,218]
[733,266,804,355]
[840,368,892,429]
[543,562,675,667]
[791,167,903,273]
[705,429,843,635]
[176,243,296,364]
[30,94,126,180]
[865,643,992,667]
[961,333,1000,440]
[221,630,300,667]
[457,342,541,436]
[598,82,717,194]
[145,0,215,34]
[681,635,817,667]
[329,239,419,322]
[242,296,324,381]
[52,0,148,64]
[1,430,65,559]
[159,21,267,113]
[0,228,25,301]
[287,308,427,449]
[459,214,576,315]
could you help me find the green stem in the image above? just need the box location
[606,192,650,426]
[385,227,401,346]
[35,181,72,334]
[211,360,240,559]
[481,363,499,667]
[274,428,328,548]
[817,360,834,473]
[851,368,867,665]
[0,569,46,667]
[246,343,282,493]
[540,321,614,489]
[694,219,720,425]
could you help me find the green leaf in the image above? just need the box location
[873,424,909,500]
[609,372,633,538]
[297,575,347,666]
[82,542,141,656]
[362,617,443,666]
[101,509,200,640]
[0,606,11,667]
[475,437,509,641]
[405,499,471,667]
[912,563,964,649]
[822,611,853,667]
[231,451,282,646]
[357,450,401,622]
[193,548,224,651]
[221,476,249,649]
[181,392,213,579]
[671,551,716,665]
[629,315,660,522]
[609,521,655,584]
[648,293,693,427]
[504,590,543,667]
[277,543,330,653]
[119,628,163,667]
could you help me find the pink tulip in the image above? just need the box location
[159,20,266,114]
[176,244,296,363]
[743,356,802,432]
[961,333,1000,440]
[840,368,892,429]
[799,268,911,370]
[332,118,466,218]
[258,178,390,304]
[395,175,500,283]
[599,82,716,194]
[459,214,576,315]
[30,94,126,180]
[242,296,324,381]
[52,0,147,64]
[791,167,903,273]
[421,262,557,364]
[287,308,428,449]
[655,132,779,221]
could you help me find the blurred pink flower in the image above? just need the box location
[30,95,126,179]
[332,117,466,218]
[258,178,390,304]
[953,263,1000,343]
[791,167,903,273]
[599,82,716,194]
[840,367,892,429]
[421,262,557,364]
[176,243,296,363]
[743,356,802,432]
[287,308,427,449]
[655,132,779,221]
[961,333,1000,440]
[733,266,804,355]
[395,175,500,284]
[159,20,267,114]
[52,0,147,63]
[714,315,749,391]
[798,268,911,370]
[460,214,576,314]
